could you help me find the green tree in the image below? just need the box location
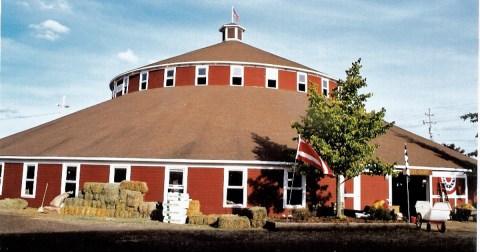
[292,58,394,217]
[461,112,478,157]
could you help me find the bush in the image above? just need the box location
[368,206,393,221]
[292,208,313,221]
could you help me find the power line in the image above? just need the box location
[423,108,437,141]
[0,112,60,121]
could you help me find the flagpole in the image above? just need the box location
[405,143,411,223]
[289,134,301,206]
[231,6,234,23]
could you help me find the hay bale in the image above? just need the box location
[217,215,251,229]
[187,200,201,216]
[84,182,105,194]
[63,198,74,207]
[204,214,220,226]
[104,183,120,206]
[248,207,267,220]
[250,219,266,229]
[119,180,149,193]
[125,190,143,209]
[0,198,28,210]
[188,214,205,225]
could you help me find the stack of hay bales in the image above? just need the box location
[186,200,204,225]
[187,206,268,229]
[246,207,267,228]
[0,198,28,210]
[60,180,157,219]
[217,214,251,229]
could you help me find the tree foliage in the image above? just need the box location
[292,59,395,216]
[461,112,478,157]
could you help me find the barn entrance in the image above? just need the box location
[392,174,429,218]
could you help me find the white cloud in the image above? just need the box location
[29,19,70,41]
[38,0,71,11]
[116,49,139,64]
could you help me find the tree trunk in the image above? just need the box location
[336,174,342,217]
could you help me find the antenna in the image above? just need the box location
[57,96,70,115]
[423,108,436,140]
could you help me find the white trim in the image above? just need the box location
[164,67,176,87]
[139,71,149,91]
[61,163,80,197]
[109,164,131,183]
[21,163,38,198]
[297,72,307,93]
[195,65,209,86]
[164,166,188,200]
[394,165,471,173]
[283,169,306,209]
[122,76,129,95]
[110,61,335,85]
[0,162,4,195]
[321,78,329,97]
[230,65,244,86]
[265,68,278,89]
[223,167,247,208]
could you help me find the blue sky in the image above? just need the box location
[1,0,478,154]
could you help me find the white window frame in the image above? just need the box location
[61,163,80,197]
[297,72,307,93]
[223,167,247,208]
[164,68,176,87]
[114,78,124,98]
[322,78,329,97]
[122,76,129,95]
[265,68,278,89]
[283,169,306,209]
[139,71,149,91]
[21,163,38,198]
[0,162,4,195]
[109,165,131,184]
[164,166,188,200]
[195,66,209,86]
[230,65,244,86]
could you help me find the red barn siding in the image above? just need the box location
[79,164,109,190]
[317,176,336,207]
[247,169,285,215]
[244,67,265,87]
[131,166,164,202]
[360,175,389,208]
[187,167,224,214]
[129,74,140,93]
[278,70,297,91]
[176,66,195,86]
[148,69,164,89]
[209,66,230,85]
[1,163,23,199]
[33,164,62,207]
[329,80,337,94]
[308,75,321,93]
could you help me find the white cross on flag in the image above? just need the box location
[296,136,333,176]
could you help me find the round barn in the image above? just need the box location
[0,23,475,217]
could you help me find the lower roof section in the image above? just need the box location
[0,86,476,171]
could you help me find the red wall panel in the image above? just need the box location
[360,175,389,208]
[278,70,297,91]
[131,166,165,202]
[175,67,195,86]
[208,66,230,85]
[79,164,109,190]
[148,69,164,89]
[128,74,140,93]
[244,67,265,87]
[187,167,225,214]
[33,164,62,207]
[316,176,336,208]
[329,80,337,94]
[1,163,23,199]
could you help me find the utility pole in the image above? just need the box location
[423,108,436,140]
[57,96,70,116]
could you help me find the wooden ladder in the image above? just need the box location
[439,182,449,202]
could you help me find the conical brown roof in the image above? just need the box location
[0,86,475,170]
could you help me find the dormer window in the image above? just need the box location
[297,73,307,93]
[219,24,246,42]
[196,66,208,86]
[230,65,243,86]
[322,78,329,97]
[164,68,175,87]
[139,71,149,91]
[122,76,129,95]
[266,68,278,89]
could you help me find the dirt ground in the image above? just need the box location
[0,208,476,251]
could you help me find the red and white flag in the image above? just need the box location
[296,136,332,176]
[232,7,240,23]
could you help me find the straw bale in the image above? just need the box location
[104,183,120,205]
[204,214,220,226]
[84,182,105,194]
[77,198,84,207]
[248,207,267,220]
[217,215,251,229]
[131,212,140,218]
[63,198,74,207]
[250,219,266,229]
[119,180,149,193]
[43,206,60,213]
[116,203,126,211]
[0,198,28,210]
[187,200,201,215]
[126,190,143,209]
[188,214,205,225]
[84,192,94,201]
[119,190,128,203]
